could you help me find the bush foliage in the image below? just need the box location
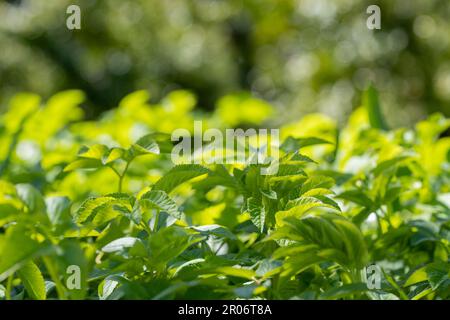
[0,89,449,300]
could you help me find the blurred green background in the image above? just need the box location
[0,0,449,127]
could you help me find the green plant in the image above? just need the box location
[0,88,449,300]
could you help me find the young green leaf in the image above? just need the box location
[17,261,46,300]
[139,190,181,219]
[153,164,210,193]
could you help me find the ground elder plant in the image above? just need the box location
[0,88,449,300]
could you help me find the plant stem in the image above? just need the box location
[118,159,132,193]
[108,166,121,191]
[42,257,66,300]
[5,273,13,300]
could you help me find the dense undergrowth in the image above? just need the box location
[0,88,449,300]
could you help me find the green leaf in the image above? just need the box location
[404,267,428,287]
[363,85,387,130]
[98,276,120,300]
[78,144,110,161]
[299,176,335,195]
[286,152,316,164]
[337,190,373,208]
[212,267,256,280]
[66,145,126,170]
[63,159,102,172]
[260,188,277,200]
[148,226,204,269]
[333,219,369,268]
[15,184,45,213]
[279,252,325,277]
[372,156,409,177]
[281,136,332,152]
[276,197,340,227]
[74,193,133,225]
[55,240,89,299]
[314,195,341,211]
[102,237,140,253]
[153,164,210,193]
[45,196,71,226]
[247,197,266,233]
[139,190,181,219]
[104,148,126,164]
[130,132,173,157]
[411,288,434,300]
[191,225,237,240]
[320,283,368,299]
[426,262,449,290]
[0,224,51,282]
[17,261,46,300]
[352,207,373,225]
[0,284,5,299]
[3,93,40,133]
[75,197,115,224]
[273,213,368,269]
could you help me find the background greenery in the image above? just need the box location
[0,87,449,300]
[1,0,450,126]
[0,0,450,301]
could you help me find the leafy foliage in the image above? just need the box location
[0,88,449,300]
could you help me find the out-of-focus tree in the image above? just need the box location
[0,0,449,126]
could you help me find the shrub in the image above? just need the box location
[0,89,449,300]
